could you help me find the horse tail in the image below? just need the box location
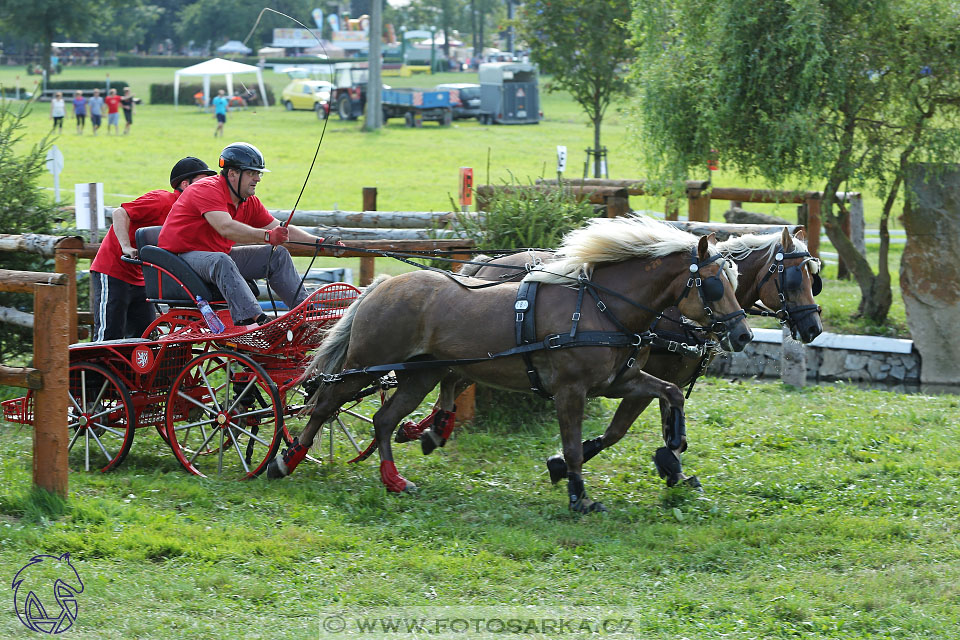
[458,254,492,277]
[305,274,391,380]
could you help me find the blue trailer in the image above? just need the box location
[382,88,453,127]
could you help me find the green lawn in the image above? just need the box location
[1,378,958,638]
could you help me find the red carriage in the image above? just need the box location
[2,227,378,479]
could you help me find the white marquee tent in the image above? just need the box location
[173,57,270,108]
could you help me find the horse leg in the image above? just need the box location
[546,396,654,483]
[393,372,461,448]
[374,370,445,492]
[652,397,702,490]
[555,388,606,513]
[266,376,373,479]
[419,375,471,455]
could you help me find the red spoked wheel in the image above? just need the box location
[165,350,283,479]
[67,362,135,472]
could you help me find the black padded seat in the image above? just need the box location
[135,226,259,306]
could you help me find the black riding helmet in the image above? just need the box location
[219,142,269,203]
[218,142,270,174]
[169,156,216,190]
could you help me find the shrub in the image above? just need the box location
[458,180,596,251]
[0,101,61,361]
[116,54,204,68]
[149,82,276,106]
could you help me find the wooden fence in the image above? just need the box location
[0,268,70,497]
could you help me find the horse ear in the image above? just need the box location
[706,232,717,245]
[781,227,794,251]
[794,227,807,242]
[697,234,710,260]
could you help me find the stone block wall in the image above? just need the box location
[707,329,921,385]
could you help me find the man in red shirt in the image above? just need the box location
[104,88,122,135]
[90,157,216,340]
[158,142,328,327]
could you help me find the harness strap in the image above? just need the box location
[515,281,552,399]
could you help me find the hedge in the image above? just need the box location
[149,82,276,106]
[46,80,131,91]
[116,54,223,68]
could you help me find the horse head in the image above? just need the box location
[755,228,823,343]
[673,233,753,352]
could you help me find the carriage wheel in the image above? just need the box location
[67,362,135,472]
[165,350,283,479]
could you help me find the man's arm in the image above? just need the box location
[112,207,137,258]
[203,210,284,244]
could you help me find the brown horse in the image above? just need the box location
[269,215,753,512]
[415,227,821,489]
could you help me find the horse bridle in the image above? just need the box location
[750,243,822,338]
[666,248,747,337]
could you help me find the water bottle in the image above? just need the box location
[196,296,225,334]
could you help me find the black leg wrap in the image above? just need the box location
[652,446,683,487]
[546,437,604,485]
[582,436,604,463]
[566,473,607,513]
[546,455,567,484]
[666,407,687,452]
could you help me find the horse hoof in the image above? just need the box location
[394,421,420,443]
[683,475,703,492]
[546,455,567,484]
[652,447,682,487]
[570,497,607,514]
[420,430,443,455]
[265,458,285,480]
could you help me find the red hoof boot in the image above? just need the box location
[395,419,427,443]
[266,438,309,479]
[379,460,416,493]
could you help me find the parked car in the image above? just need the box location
[280,79,333,117]
[435,83,481,120]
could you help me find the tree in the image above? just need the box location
[0,0,119,77]
[518,0,635,178]
[632,0,960,324]
[0,101,61,361]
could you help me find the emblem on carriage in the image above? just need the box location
[12,553,84,634]
[132,346,153,372]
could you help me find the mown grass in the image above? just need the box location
[1,378,958,638]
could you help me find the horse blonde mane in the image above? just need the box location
[719,232,820,274]
[524,215,739,286]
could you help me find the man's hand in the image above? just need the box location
[266,226,289,246]
[318,236,346,257]
[120,245,138,259]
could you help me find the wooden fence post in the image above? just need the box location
[687,186,711,222]
[54,240,81,344]
[604,189,630,218]
[360,187,378,286]
[805,196,821,258]
[32,281,70,497]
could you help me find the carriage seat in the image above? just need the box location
[135,226,259,306]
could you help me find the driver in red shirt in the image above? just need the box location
[90,157,216,340]
[158,142,329,327]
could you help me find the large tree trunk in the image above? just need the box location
[821,108,887,322]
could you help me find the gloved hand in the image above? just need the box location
[266,226,289,246]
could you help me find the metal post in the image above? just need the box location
[430,26,437,73]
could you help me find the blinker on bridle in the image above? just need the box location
[753,243,823,336]
[676,248,746,335]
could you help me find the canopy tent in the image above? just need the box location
[216,40,252,55]
[173,57,269,108]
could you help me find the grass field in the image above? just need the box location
[1,378,958,638]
